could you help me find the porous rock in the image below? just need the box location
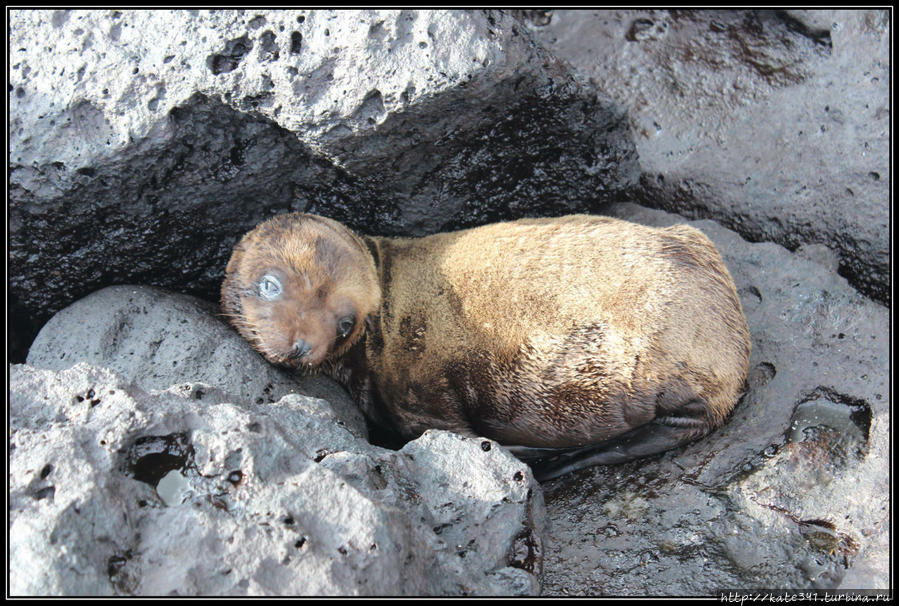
[529,9,889,304]
[539,203,889,595]
[9,9,638,360]
[9,363,544,596]
[15,283,544,595]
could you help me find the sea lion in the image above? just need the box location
[221,213,751,480]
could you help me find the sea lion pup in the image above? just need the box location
[221,213,751,481]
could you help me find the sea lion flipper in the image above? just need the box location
[528,415,711,482]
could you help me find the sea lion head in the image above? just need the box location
[221,213,380,370]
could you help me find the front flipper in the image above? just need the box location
[518,414,712,482]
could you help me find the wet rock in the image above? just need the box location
[528,9,889,304]
[9,363,544,596]
[538,203,888,595]
[8,9,638,361]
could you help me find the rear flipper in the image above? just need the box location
[515,414,712,482]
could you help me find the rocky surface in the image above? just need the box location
[9,9,638,360]
[25,285,365,435]
[538,203,889,595]
[528,10,890,304]
[8,8,890,597]
[16,200,889,595]
[11,286,545,596]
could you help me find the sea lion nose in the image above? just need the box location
[288,339,313,361]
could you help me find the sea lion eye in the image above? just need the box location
[258,274,283,300]
[336,315,355,339]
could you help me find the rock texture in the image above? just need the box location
[25,285,365,434]
[11,285,545,596]
[8,8,890,597]
[539,203,889,595]
[528,10,890,304]
[8,9,638,360]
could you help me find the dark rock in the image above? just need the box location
[538,203,889,595]
[528,9,889,305]
[8,9,638,361]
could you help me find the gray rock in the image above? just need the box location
[9,8,890,595]
[529,9,890,304]
[25,284,366,437]
[538,203,889,595]
[9,363,544,596]
[9,9,638,359]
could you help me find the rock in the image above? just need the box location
[9,8,890,596]
[15,283,544,595]
[25,284,366,437]
[528,10,890,304]
[538,203,889,595]
[9,363,545,596]
[8,9,638,360]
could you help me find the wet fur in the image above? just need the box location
[222,213,751,477]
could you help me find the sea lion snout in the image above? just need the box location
[287,339,313,362]
[256,301,341,368]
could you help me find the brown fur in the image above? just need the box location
[222,213,751,452]
[221,214,380,369]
